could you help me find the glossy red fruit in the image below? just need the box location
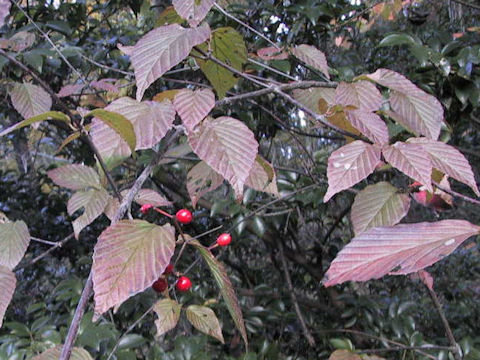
[140,203,154,215]
[176,209,193,224]
[176,276,192,292]
[216,233,232,247]
[163,263,174,275]
[152,277,168,293]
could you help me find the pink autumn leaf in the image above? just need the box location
[335,81,383,112]
[172,0,214,27]
[324,141,381,202]
[345,110,389,145]
[323,220,480,287]
[173,88,215,132]
[57,84,85,98]
[257,46,288,60]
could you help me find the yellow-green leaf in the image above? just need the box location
[87,109,136,152]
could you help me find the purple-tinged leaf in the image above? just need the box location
[382,141,433,192]
[0,0,11,27]
[31,346,93,360]
[173,88,215,132]
[67,188,109,239]
[0,220,30,270]
[131,189,172,207]
[324,141,381,202]
[418,270,434,290]
[190,239,248,347]
[0,266,15,328]
[92,221,175,318]
[119,23,211,101]
[58,84,85,97]
[172,0,214,27]
[90,97,175,165]
[3,31,35,52]
[335,81,383,112]
[345,110,389,145]
[48,164,101,190]
[0,111,70,137]
[329,350,361,360]
[291,44,329,79]
[90,79,119,93]
[293,87,335,114]
[154,299,182,337]
[407,137,480,196]
[9,82,52,121]
[245,156,279,197]
[186,305,224,343]
[188,116,258,200]
[366,69,444,139]
[257,46,288,60]
[351,182,410,235]
[187,161,224,208]
[323,220,480,286]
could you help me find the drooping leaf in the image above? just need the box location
[187,161,224,208]
[172,0,215,27]
[366,69,444,139]
[57,84,85,98]
[8,82,52,120]
[329,350,361,360]
[129,189,173,207]
[186,305,224,343]
[324,141,381,202]
[407,138,480,196]
[153,299,182,337]
[31,346,93,360]
[188,116,258,200]
[67,188,109,239]
[245,156,279,197]
[173,88,215,131]
[335,81,383,111]
[345,110,389,145]
[190,240,248,347]
[382,141,433,192]
[351,182,410,235]
[88,109,136,152]
[323,220,480,287]
[0,111,69,137]
[48,164,101,190]
[195,27,247,98]
[0,0,10,26]
[92,221,175,318]
[119,23,211,100]
[291,44,329,79]
[90,97,175,166]
[0,266,15,328]
[0,220,30,270]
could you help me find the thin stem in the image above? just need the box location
[433,181,480,206]
[213,3,280,49]
[30,237,58,246]
[425,284,462,360]
[247,58,297,81]
[153,207,173,218]
[278,241,316,346]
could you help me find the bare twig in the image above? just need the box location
[433,181,480,206]
[30,237,59,246]
[247,58,297,81]
[425,285,462,360]
[213,3,280,49]
[278,241,316,346]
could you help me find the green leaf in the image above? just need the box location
[153,299,182,337]
[195,27,247,98]
[87,109,136,152]
[117,334,147,350]
[155,6,184,27]
[0,266,16,329]
[186,305,224,343]
[31,346,94,360]
[47,164,101,190]
[190,239,248,347]
[0,111,69,137]
[378,33,418,47]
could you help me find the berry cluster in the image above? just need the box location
[142,204,233,295]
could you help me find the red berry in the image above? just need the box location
[176,276,192,292]
[152,277,168,293]
[216,233,232,247]
[163,263,174,275]
[176,209,193,224]
[140,203,154,215]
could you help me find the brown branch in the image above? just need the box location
[433,181,480,206]
[425,284,462,360]
[278,242,316,347]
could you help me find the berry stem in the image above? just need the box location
[153,207,173,218]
